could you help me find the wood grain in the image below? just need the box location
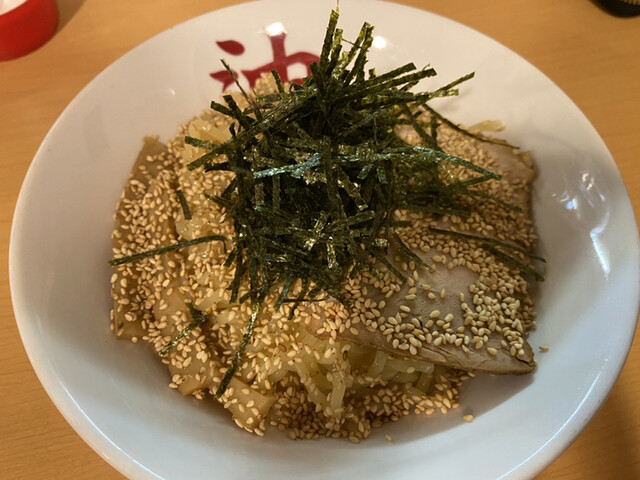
[1,0,638,478]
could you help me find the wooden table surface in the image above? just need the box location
[1,0,639,478]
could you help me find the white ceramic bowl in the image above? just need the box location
[10,1,640,479]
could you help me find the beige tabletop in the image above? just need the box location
[1,0,639,478]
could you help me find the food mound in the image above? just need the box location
[109,11,541,442]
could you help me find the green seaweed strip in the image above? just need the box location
[369,246,406,283]
[176,189,192,221]
[483,245,545,282]
[466,190,523,213]
[428,227,545,262]
[421,103,515,148]
[338,66,436,103]
[159,303,209,357]
[401,103,439,150]
[392,232,431,272]
[319,10,340,71]
[429,71,475,98]
[184,136,216,150]
[109,235,226,266]
[214,301,261,399]
[394,146,502,179]
[271,69,286,95]
[204,192,232,209]
[221,59,263,122]
[222,93,254,130]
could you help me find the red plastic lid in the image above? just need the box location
[0,0,58,61]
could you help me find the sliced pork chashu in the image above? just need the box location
[304,129,538,375]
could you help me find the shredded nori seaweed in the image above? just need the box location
[176,189,192,220]
[159,303,209,357]
[109,235,226,267]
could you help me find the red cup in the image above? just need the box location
[0,0,58,61]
